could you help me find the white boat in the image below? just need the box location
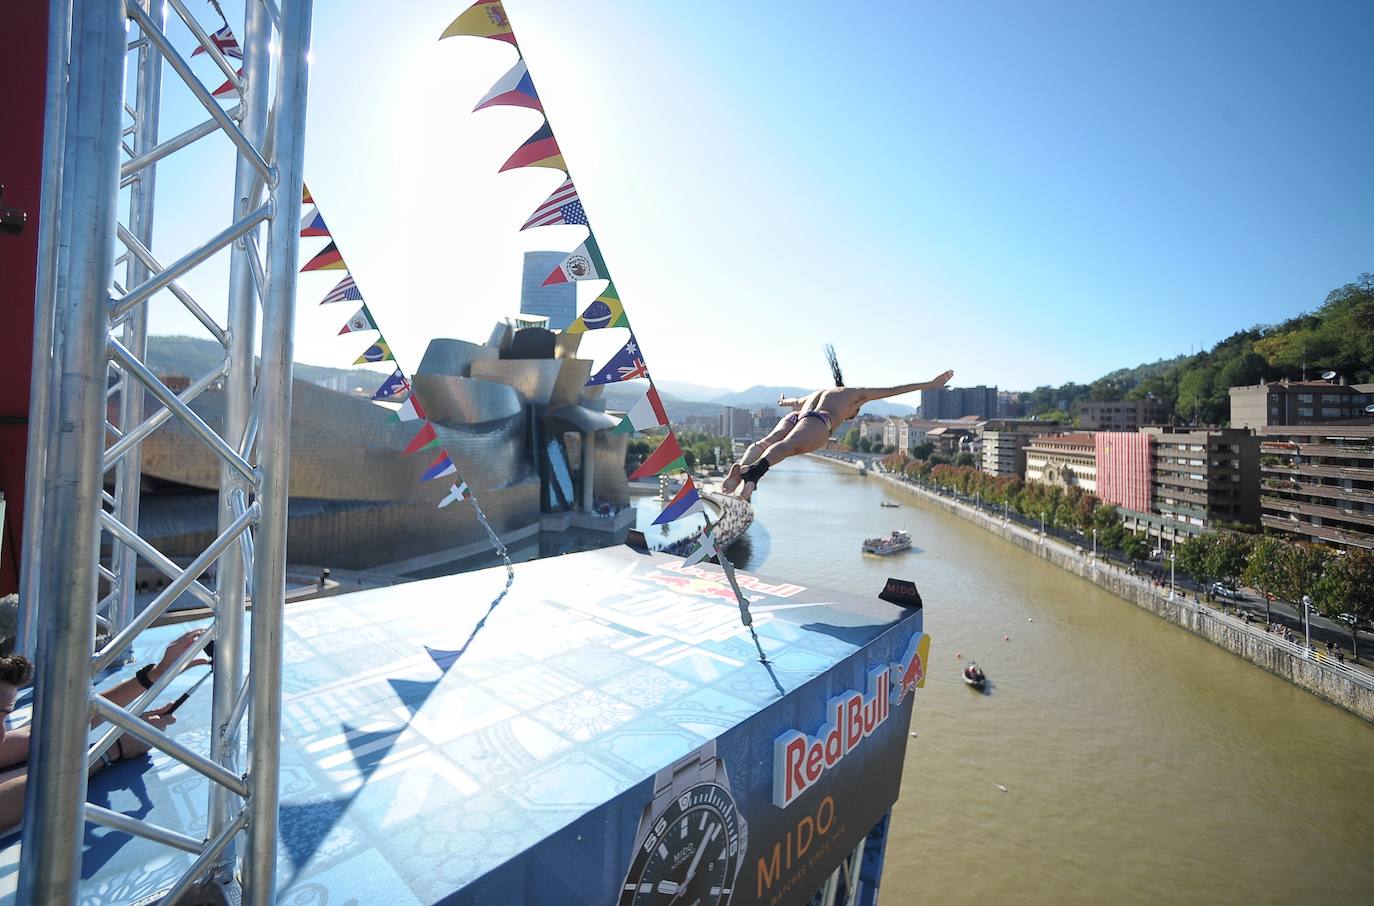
[862,530,912,555]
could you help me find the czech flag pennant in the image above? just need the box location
[475,58,541,113]
[653,478,704,525]
[566,282,628,334]
[300,206,330,238]
[439,0,517,46]
[394,393,428,423]
[354,340,393,364]
[586,334,648,386]
[421,452,458,481]
[372,368,409,401]
[438,482,470,508]
[338,305,376,335]
[682,530,717,567]
[500,122,565,173]
[543,235,607,285]
[629,432,686,480]
[302,241,346,272]
[614,385,670,434]
[404,421,440,455]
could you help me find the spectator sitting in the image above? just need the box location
[0,629,205,829]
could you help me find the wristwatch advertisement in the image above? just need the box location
[619,738,748,906]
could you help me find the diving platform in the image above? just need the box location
[1,547,925,905]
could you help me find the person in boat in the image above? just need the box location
[722,346,954,501]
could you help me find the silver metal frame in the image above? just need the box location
[18,0,312,901]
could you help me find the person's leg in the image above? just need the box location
[723,417,795,492]
[739,419,829,500]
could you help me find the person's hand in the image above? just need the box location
[930,369,954,389]
[117,705,178,760]
[151,629,210,683]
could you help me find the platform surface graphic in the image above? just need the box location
[0,546,924,905]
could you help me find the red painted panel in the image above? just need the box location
[0,4,49,593]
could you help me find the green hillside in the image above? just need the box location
[1024,275,1374,425]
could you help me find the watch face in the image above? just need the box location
[620,782,743,906]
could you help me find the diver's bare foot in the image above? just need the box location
[722,462,743,493]
[740,481,756,502]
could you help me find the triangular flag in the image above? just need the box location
[586,334,648,387]
[302,241,345,272]
[372,368,409,401]
[439,0,517,45]
[653,478,704,525]
[338,306,376,335]
[615,385,670,434]
[320,274,362,305]
[394,394,428,423]
[353,340,393,364]
[300,206,329,237]
[191,25,244,60]
[211,68,244,99]
[475,58,541,112]
[404,422,439,455]
[629,432,686,480]
[500,122,565,173]
[543,235,608,285]
[520,177,583,230]
[566,282,628,333]
[438,482,470,508]
[302,184,314,205]
[422,452,457,481]
[683,531,717,567]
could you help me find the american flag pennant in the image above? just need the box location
[372,368,409,401]
[520,178,585,230]
[191,25,244,60]
[338,306,375,335]
[300,206,330,238]
[438,482,470,508]
[421,452,457,481]
[320,274,362,305]
[404,422,440,455]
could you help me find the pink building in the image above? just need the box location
[1095,431,1152,513]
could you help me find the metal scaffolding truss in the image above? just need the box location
[18,0,313,902]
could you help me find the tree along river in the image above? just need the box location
[727,457,1373,905]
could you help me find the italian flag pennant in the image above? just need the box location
[615,385,670,434]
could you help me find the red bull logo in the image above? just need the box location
[771,632,928,808]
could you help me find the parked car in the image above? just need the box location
[1210,582,1241,600]
[1149,548,1165,561]
[1337,613,1373,631]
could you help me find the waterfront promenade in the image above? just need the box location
[809,452,1374,723]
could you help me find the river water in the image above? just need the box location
[728,457,1374,905]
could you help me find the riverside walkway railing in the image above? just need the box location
[868,467,1374,694]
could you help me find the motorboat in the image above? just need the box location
[862,530,912,555]
[963,662,986,690]
[880,502,901,508]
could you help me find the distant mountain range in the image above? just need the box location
[146,336,919,424]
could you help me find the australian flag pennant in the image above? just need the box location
[586,334,649,386]
[372,368,409,401]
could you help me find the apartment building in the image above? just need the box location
[1078,398,1170,431]
[1137,426,1259,540]
[979,420,1060,476]
[1024,433,1097,493]
[1258,423,1374,550]
[1230,380,1374,429]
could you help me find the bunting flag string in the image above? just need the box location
[520,177,583,230]
[439,2,777,676]
[320,274,362,305]
[475,58,542,113]
[565,283,628,333]
[338,306,376,335]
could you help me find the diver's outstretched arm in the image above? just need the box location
[856,370,954,404]
[777,393,806,409]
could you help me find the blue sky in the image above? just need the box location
[140,0,1373,399]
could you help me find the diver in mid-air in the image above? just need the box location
[722,345,954,501]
